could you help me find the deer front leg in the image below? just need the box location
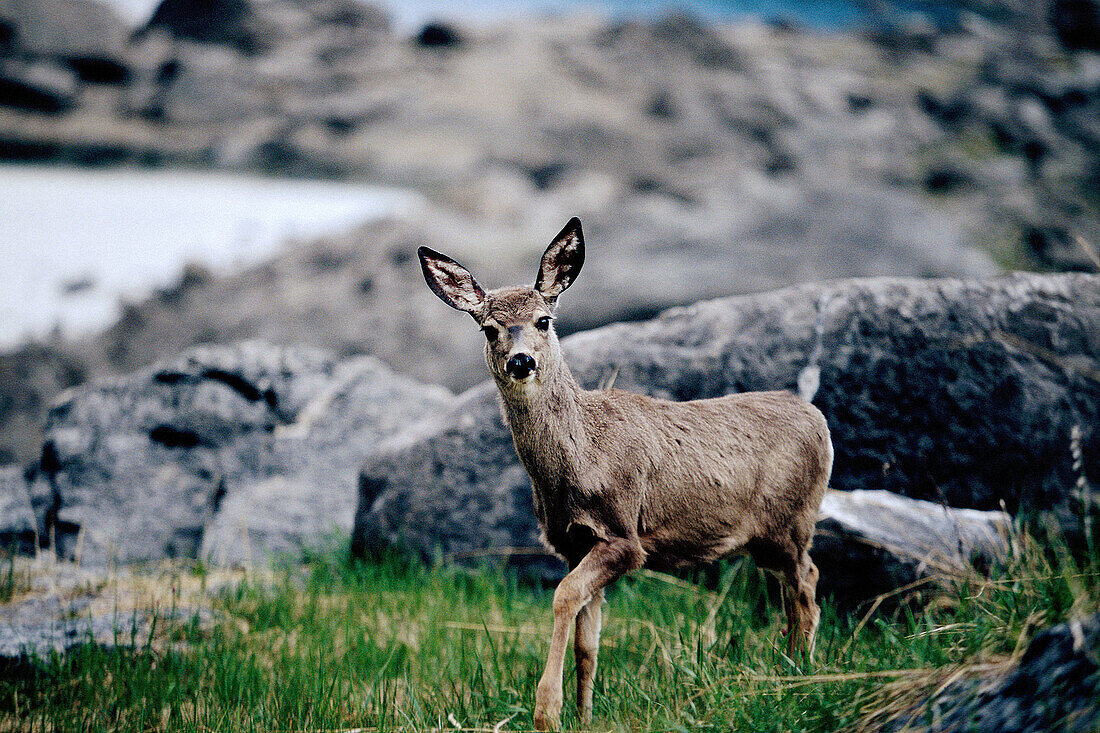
[535,540,643,731]
[574,588,604,724]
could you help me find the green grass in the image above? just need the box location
[2,524,1098,733]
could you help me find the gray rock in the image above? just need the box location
[201,355,452,565]
[352,383,558,576]
[0,593,189,661]
[0,0,127,61]
[881,613,1100,732]
[0,466,36,552]
[1049,0,1100,52]
[648,12,747,71]
[560,182,998,335]
[139,0,262,54]
[0,57,78,114]
[22,341,451,567]
[137,0,389,56]
[813,489,1010,604]
[352,272,1099,585]
[128,42,273,125]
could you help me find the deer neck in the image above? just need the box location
[496,352,588,471]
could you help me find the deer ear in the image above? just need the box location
[418,246,486,313]
[535,217,584,303]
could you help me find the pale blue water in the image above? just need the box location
[105,0,866,30]
[381,0,867,29]
[0,165,420,347]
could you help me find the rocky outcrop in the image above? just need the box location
[1,1,1093,276]
[353,272,1099,589]
[904,0,1100,273]
[199,349,452,565]
[879,613,1100,732]
[0,271,1089,599]
[13,341,452,566]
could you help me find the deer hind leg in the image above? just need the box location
[783,549,820,658]
[535,539,643,732]
[573,588,604,725]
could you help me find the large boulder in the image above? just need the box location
[352,272,1099,583]
[17,341,452,567]
[200,352,452,565]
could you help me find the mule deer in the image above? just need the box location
[418,218,832,731]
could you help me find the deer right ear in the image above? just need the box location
[418,246,486,313]
[535,217,584,304]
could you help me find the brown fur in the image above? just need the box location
[418,218,832,731]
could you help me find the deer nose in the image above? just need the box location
[505,352,536,380]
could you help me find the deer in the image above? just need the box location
[417,217,833,731]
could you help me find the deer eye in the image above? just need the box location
[535,316,552,332]
[482,325,498,342]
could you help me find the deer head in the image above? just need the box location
[418,217,585,389]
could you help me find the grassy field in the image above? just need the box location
[2,524,1097,733]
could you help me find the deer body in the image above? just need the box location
[505,373,829,568]
[418,220,832,731]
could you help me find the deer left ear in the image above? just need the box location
[418,246,486,314]
[535,217,584,304]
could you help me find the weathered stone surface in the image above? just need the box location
[353,272,1099,583]
[0,343,87,467]
[201,354,453,565]
[0,0,127,61]
[813,489,1010,604]
[0,466,36,552]
[1049,0,1100,52]
[139,0,261,54]
[910,5,1100,274]
[880,613,1100,732]
[127,41,273,125]
[0,58,78,114]
[19,341,451,567]
[0,592,167,661]
[352,383,558,575]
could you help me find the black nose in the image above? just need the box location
[505,353,536,380]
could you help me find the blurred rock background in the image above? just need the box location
[2,0,1097,470]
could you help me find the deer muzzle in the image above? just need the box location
[505,352,536,381]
